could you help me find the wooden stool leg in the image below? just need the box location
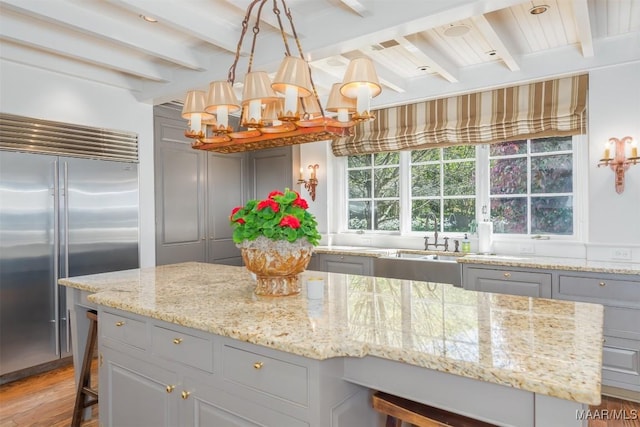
[71,310,98,427]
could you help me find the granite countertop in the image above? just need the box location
[314,246,640,275]
[60,262,603,405]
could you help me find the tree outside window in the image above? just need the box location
[489,136,573,235]
[411,146,475,233]
[347,153,400,231]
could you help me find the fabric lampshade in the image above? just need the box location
[340,57,382,99]
[272,56,313,97]
[204,81,240,114]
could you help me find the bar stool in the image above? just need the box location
[71,309,99,427]
[372,391,496,427]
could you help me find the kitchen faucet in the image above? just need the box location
[423,212,458,252]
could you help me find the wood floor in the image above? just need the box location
[0,361,638,427]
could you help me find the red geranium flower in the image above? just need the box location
[268,190,284,199]
[230,206,245,224]
[279,215,301,229]
[292,197,308,209]
[257,199,279,212]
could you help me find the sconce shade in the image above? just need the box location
[340,57,382,99]
[326,83,357,112]
[204,81,241,114]
[242,71,279,104]
[182,90,215,120]
[272,56,313,97]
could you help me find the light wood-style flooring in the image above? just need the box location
[0,362,638,427]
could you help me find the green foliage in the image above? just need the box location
[229,189,321,245]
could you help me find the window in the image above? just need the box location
[489,137,574,235]
[346,152,400,231]
[411,146,476,233]
[344,136,577,237]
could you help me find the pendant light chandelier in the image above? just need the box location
[182,0,381,153]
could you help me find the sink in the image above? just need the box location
[374,253,462,286]
[396,252,461,262]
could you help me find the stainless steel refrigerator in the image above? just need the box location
[0,150,139,377]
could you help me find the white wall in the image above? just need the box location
[300,61,640,262]
[586,62,640,261]
[0,60,156,267]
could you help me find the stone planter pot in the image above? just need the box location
[238,236,313,296]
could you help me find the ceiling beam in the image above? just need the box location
[0,41,142,91]
[0,0,206,70]
[339,0,368,17]
[398,35,459,83]
[470,14,520,71]
[0,12,171,81]
[572,0,594,57]
[221,0,296,37]
[109,0,245,54]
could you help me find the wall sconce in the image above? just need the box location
[298,164,319,201]
[598,136,638,194]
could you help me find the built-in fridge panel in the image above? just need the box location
[0,150,139,377]
[0,151,58,375]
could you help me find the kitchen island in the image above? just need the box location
[60,262,603,426]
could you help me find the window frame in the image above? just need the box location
[335,135,587,242]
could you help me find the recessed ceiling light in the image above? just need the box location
[443,24,470,38]
[417,65,430,71]
[529,5,549,15]
[139,14,158,23]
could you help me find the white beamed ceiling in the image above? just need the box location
[0,0,638,108]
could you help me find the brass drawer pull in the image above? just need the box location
[166,385,175,393]
[173,338,183,345]
[253,361,264,370]
[181,391,190,400]
[115,321,125,327]
[503,272,511,278]
[599,281,606,287]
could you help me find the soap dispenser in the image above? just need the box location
[461,233,471,253]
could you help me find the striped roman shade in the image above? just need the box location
[331,74,588,156]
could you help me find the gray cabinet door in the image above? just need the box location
[463,266,551,298]
[248,146,293,197]
[154,110,206,265]
[319,254,373,276]
[101,346,179,427]
[207,152,246,266]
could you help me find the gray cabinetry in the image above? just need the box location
[101,346,179,427]
[553,271,640,392]
[154,105,295,266]
[98,307,373,427]
[312,254,374,276]
[462,265,552,298]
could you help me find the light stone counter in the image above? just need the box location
[457,254,640,275]
[60,261,603,406]
[314,245,640,275]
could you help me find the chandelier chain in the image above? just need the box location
[227,0,260,84]
[247,0,269,74]
[272,0,292,56]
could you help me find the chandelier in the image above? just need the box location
[181,0,381,153]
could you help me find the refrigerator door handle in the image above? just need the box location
[53,160,60,356]
[63,161,70,278]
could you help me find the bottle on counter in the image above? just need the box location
[461,233,471,253]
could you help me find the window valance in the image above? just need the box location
[331,74,588,156]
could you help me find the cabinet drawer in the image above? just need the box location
[465,268,551,298]
[557,275,640,307]
[151,325,213,372]
[603,306,640,340]
[602,336,640,386]
[223,345,308,406]
[101,311,147,350]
